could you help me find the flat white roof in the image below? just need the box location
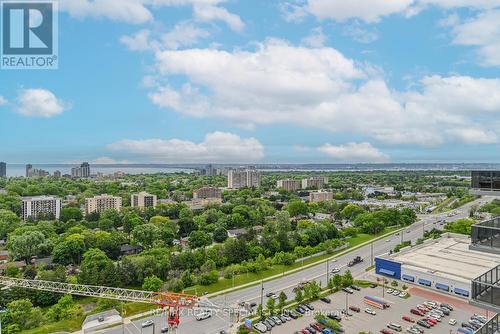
[390,235,500,284]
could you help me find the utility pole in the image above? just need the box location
[326,259,330,284]
[260,280,264,308]
[370,242,374,267]
[345,292,348,316]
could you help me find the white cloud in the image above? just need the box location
[192,3,245,32]
[294,0,500,23]
[146,40,500,147]
[318,142,390,163]
[60,0,244,30]
[14,89,69,118]
[108,132,264,163]
[161,22,210,49]
[446,128,498,144]
[0,96,7,106]
[120,29,152,51]
[91,157,132,164]
[343,23,379,43]
[451,10,500,66]
[60,0,153,24]
[301,27,327,47]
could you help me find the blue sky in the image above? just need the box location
[1,0,500,164]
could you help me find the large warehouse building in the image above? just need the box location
[375,233,500,299]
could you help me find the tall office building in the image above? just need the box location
[301,177,328,189]
[0,162,6,178]
[193,187,222,199]
[25,164,49,178]
[131,192,157,209]
[277,179,302,192]
[85,194,122,215]
[72,162,91,178]
[22,196,61,220]
[227,167,261,189]
[80,162,90,178]
[26,164,33,178]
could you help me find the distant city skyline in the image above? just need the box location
[1,1,500,163]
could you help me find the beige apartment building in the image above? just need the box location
[131,191,157,209]
[309,191,334,203]
[193,187,222,199]
[277,179,302,192]
[227,167,261,189]
[302,177,328,189]
[85,194,122,214]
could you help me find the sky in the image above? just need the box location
[1,0,500,164]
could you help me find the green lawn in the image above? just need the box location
[184,227,400,296]
[20,318,84,334]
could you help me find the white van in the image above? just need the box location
[388,323,402,332]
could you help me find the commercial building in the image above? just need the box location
[22,196,61,220]
[0,162,6,177]
[193,187,222,200]
[309,191,334,203]
[72,162,91,178]
[301,177,328,189]
[227,167,261,189]
[85,194,122,215]
[375,233,500,300]
[131,192,157,209]
[25,164,49,178]
[277,179,302,192]
[53,170,61,178]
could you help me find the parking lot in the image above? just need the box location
[267,285,489,334]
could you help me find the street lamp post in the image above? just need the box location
[326,259,330,284]
[345,292,349,317]
[370,242,374,267]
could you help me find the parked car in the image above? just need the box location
[320,297,331,303]
[410,308,424,316]
[349,306,361,312]
[296,306,306,314]
[351,285,361,291]
[161,327,169,333]
[365,308,376,315]
[402,316,414,323]
[380,329,394,334]
[441,303,453,311]
[254,323,267,334]
[387,323,402,332]
[449,318,457,325]
[342,287,354,294]
[416,319,431,329]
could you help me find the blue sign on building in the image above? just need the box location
[375,257,401,279]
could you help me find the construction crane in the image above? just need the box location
[0,276,245,333]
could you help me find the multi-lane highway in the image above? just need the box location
[102,196,492,334]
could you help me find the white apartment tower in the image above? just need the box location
[22,196,61,220]
[227,167,261,189]
[85,194,122,215]
[131,192,157,209]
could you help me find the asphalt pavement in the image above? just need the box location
[99,196,492,334]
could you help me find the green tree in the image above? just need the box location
[132,223,161,248]
[342,270,354,287]
[330,274,343,290]
[78,248,117,286]
[294,288,304,303]
[266,297,276,316]
[3,299,45,330]
[286,201,308,217]
[53,233,86,265]
[278,291,287,311]
[142,275,164,292]
[444,218,475,235]
[60,207,83,223]
[213,226,228,243]
[188,230,212,249]
[8,230,49,263]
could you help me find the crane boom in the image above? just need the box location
[0,276,243,314]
